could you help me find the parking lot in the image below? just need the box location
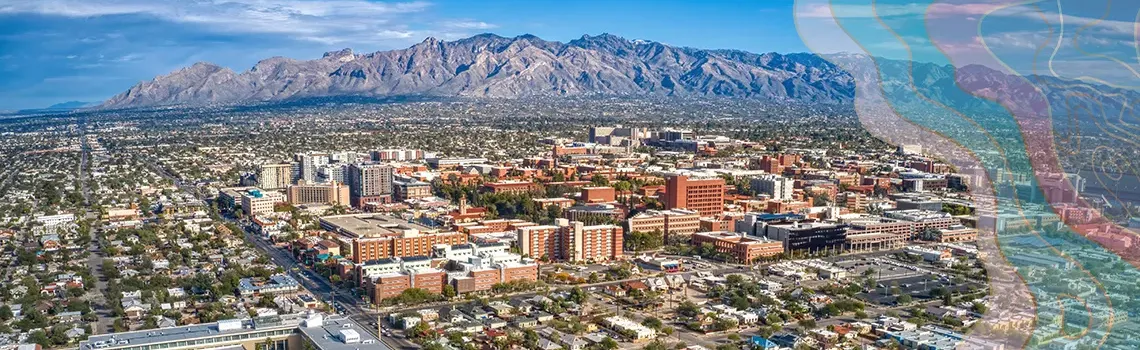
[835,257,929,282]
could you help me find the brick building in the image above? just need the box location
[580,186,616,203]
[664,175,725,217]
[691,231,784,263]
[516,219,623,262]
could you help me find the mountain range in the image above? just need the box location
[98,33,1137,114]
[100,33,862,108]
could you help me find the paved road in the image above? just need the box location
[85,239,114,335]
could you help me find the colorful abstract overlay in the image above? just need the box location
[795,0,1140,348]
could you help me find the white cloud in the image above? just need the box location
[0,0,445,44]
[445,21,498,29]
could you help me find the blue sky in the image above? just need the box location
[1,0,1137,109]
[0,0,806,109]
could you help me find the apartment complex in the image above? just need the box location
[664,175,725,217]
[295,152,330,184]
[516,219,623,262]
[371,149,425,161]
[257,163,295,190]
[286,181,350,206]
[346,162,394,207]
[691,231,784,263]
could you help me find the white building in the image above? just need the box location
[750,174,794,200]
[602,316,656,341]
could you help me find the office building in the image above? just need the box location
[691,231,784,263]
[762,222,848,254]
[258,163,295,190]
[884,210,961,238]
[755,154,799,174]
[751,174,794,200]
[735,213,806,236]
[365,267,447,302]
[933,225,978,243]
[588,126,647,146]
[483,180,541,194]
[580,186,616,203]
[447,251,539,294]
[664,175,725,217]
[80,313,382,350]
[346,163,394,207]
[237,274,301,296]
[564,204,624,223]
[626,209,701,239]
[895,196,943,211]
[393,179,432,201]
[287,181,350,206]
[320,214,467,263]
[235,188,286,217]
[839,192,868,213]
[426,157,489,169]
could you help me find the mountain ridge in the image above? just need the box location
[99,33,863,108]
[98,33,1137,113]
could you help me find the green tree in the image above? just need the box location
[0,305,12,321]
[677,301,700,317]
[599,337,619,350]
[897,294,913,304]
[642,317,663,330]
[797,318,817,329]
[28,330,50,347]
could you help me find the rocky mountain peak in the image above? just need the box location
[101,32,1111,110]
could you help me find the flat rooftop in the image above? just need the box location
[299,316,389,350]
[320,214,439,238]
[80,314,305,350]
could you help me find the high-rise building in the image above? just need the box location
[294,152,331,184]
[561,219,623,262]
[516,219,623,262]
[318,164,346,184]
[257,163,294,190]
[517,225,563,261]
[664,175,725,217]
[286,181,350,206]
[750,174,794,200]
[370,149,425,161]
[346,163,393,207]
